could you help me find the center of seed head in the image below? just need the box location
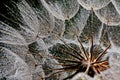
[82,59,93,67]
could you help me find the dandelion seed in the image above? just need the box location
[46,35,111,79]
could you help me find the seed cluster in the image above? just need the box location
[47,36,111,80]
